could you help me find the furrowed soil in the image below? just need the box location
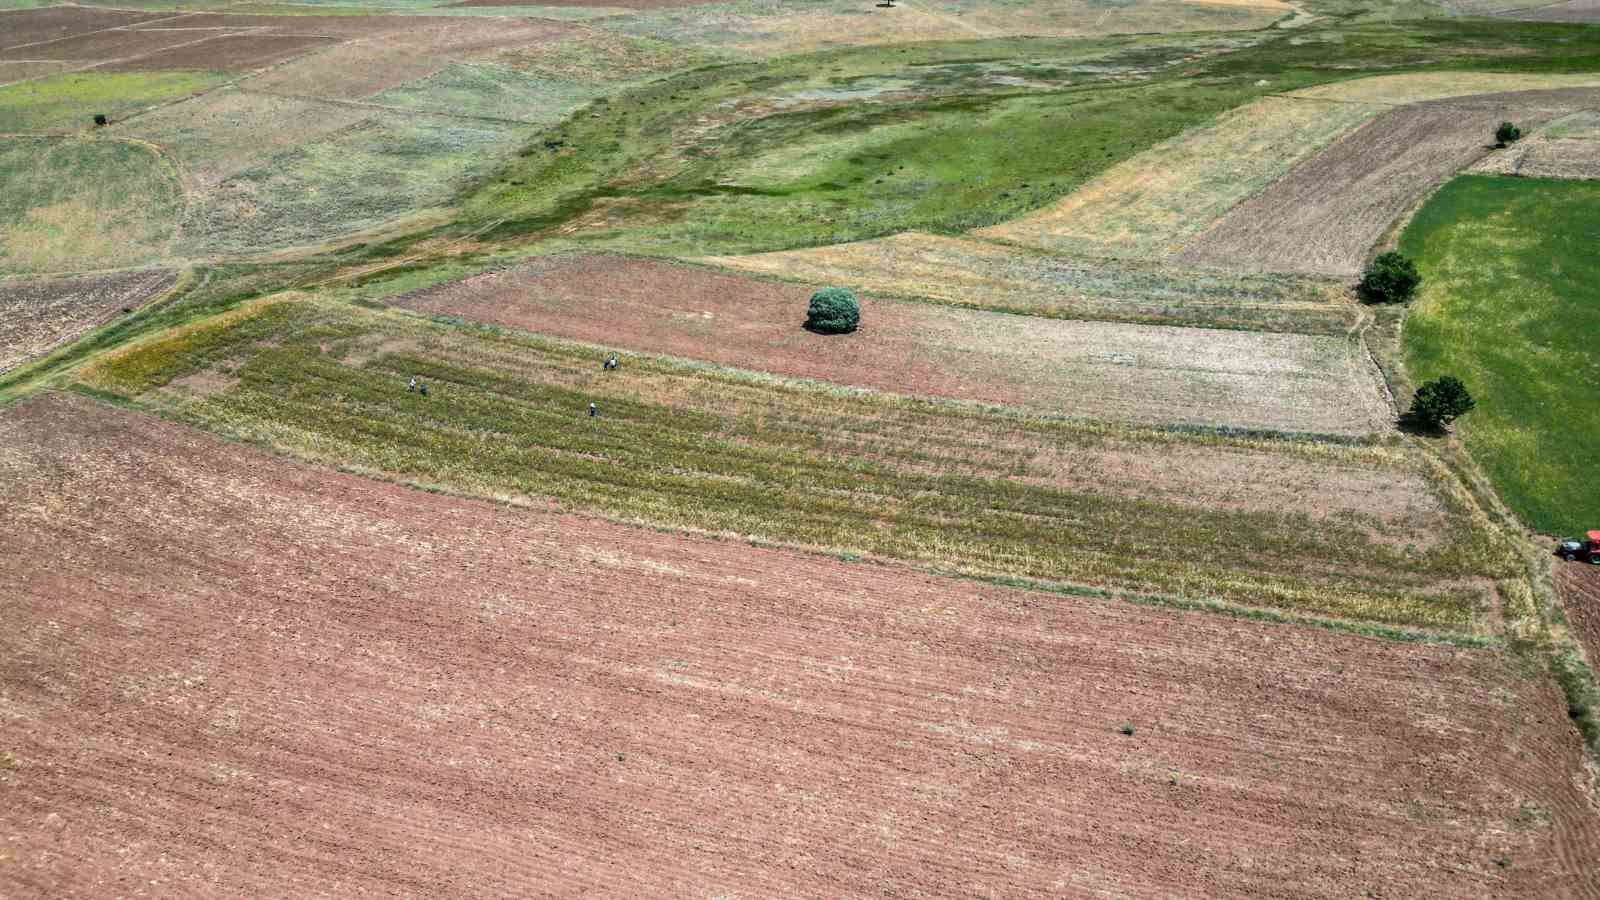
[1559,563,1600,681]
[73,296,1503,630]
[104,34,337,72]
[1177,89,1600,277]
[702,233,1356,335]
[0,6,169,50]
[0,268,174,373]
[393,253,1391,436]
[0,27,214,63]
[3,392,1597,898]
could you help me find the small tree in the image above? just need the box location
[1495,121,1522,147]
[1408,376,1475,431]
[805,287,860,334]
[1357,251,1421,305]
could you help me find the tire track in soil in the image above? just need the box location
[3,391,1599,897]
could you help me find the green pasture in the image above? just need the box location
[1401,175,1600,537]
[370,64,602,124]
[0,137,180,274]
[0,71,225,133]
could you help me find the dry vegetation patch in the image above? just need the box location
[1471,111,1600,180]
[704,232,1356,334]
[1177,88,1600,276]
[395,253,1391,436]
[980,96,1383,260]
[1497,0,1600,21]
[2,391,1596,897]
[0,268,175,373]
[1286,71,1600,106]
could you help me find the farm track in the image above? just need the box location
[3,392,1598,897]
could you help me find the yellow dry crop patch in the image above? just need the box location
[978,96,1382,259]
[77,295,298,396]
[1286,71,1600,106]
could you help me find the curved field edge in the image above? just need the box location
[64,293,1518,635]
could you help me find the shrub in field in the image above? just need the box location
[1357,251,1421,305]
[1406,376,1475,431]
[805,287,860,334]
[1495,121,1522,147]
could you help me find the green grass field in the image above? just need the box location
[1402,175,1600,538]
[0,136,181,274]
[0,71,227,134]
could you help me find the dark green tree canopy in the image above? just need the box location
[805,287,860,334]
[1357,251,1422,305]
[1495,121,1522,146]
[1408,376,1475,431]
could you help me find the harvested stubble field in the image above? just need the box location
[978,95,1383,260]
[703,232,1357,335]
[1,392,1596,897]
[71,295,1510,631]
[1472,111,1600,181]
[0,268,175,372]
[393,253,1390,436]
[1177,88,1600,277]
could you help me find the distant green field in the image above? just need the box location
[0,71,226,133]
[1401,175,1600,537]
[0,136,181,274]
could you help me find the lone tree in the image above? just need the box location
[1495,121,1522,147]
[805,287,860,334]
[1357,251,1421,305]
[1407,376,1475,431]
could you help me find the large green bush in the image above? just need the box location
[1357,251,1421,305]
[805,287,860,334]
[1407,375,1475,431]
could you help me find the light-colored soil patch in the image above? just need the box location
[0,268,175,373]
[0,59,73,86]
[1177,88,1600,277]
[979,95,1382,259]
[395,253,1392,436]
[1286,71,1600,106]
[2,391,1597,897]
[704,232,1356,335]
[105,33,338,73]
[242,18,574,100]
[1471,112,1600,180]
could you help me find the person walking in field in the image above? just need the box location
[407,376,418,392]
[604,352,619,371]
[589,402,598,418]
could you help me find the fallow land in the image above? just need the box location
[5,0,1600,895]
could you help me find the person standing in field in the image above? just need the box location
[589,402,598,418]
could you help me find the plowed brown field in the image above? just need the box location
[391,253,1392,436]
[106,34,337,73]
[3,392,1598,897]
[0,7,169,52]
[1559,562,1600,674]
[0,268,175,374]
[1177,89,1600,276]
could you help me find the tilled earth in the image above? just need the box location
[0,268,175,374]
[3,393,1598,897]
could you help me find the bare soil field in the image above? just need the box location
[1472,112,1600,180]
[0,27,211,63]
[0,6,169,51]
[1560,563,1600,679]
[1177,89,1600,277]
[978,96,1383,260]
[453,0,720,7]
[127,12,431,37]
[105,33,338,73]
[2,391,1596,897]
[703,232,1355,335]
[393,253,1392,436]
[0,268,175,373]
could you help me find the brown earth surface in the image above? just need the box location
[0,27,215,63]
[2,391,1599,897]
[126,13,437,37]
[390,253,1393,436]
[0,6,171,52]
[0,268,176,374]
[1176,89,1600,277]
[104,33,337,72]
[1559,562,1600,674]
[451,0,721,6]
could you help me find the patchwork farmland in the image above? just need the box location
[5,0,1600,895]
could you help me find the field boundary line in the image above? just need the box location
[0,10,198,54]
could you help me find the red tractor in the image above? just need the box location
[1558,531,1600,564]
